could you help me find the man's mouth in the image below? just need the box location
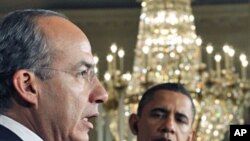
[82,117,94,129]
[82,113,98,129]
[155,135,172,141]
[155,138,171,141]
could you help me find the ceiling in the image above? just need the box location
[192,0,248,5]
[0,0,248,13]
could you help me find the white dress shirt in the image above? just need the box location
[0,115,43,141]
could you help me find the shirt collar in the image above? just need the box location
[0,115,43,141]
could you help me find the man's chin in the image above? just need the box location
[69,133,89,141]
[70,126,90,141]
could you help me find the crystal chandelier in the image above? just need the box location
[96,0,250,141]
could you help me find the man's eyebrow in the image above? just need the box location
[75,60,95,68]
[151,107,168,113]
[150,108,189,120]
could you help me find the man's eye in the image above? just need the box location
[77,67,96,82]
[176,116,188,124]
[151,112,166,118]
[77,69,89,77]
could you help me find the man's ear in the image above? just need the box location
[129,113,139,135]
[12,70,39,105]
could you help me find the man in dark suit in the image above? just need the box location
[0,9,108,141]
[0,124,22,141]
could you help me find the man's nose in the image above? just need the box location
[89,78,108,103]
[160,116,176,134]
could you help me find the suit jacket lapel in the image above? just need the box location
[0,124,23,141]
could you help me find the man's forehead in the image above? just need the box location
[36,16,94,68]
[148,90,193,113]
[37,16,89,46]
[38,16,91,52]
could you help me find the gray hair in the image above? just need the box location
[0,9,67,114]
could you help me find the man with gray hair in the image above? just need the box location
[0,9,108,141]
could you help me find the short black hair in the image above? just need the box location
[137,83,196,123]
